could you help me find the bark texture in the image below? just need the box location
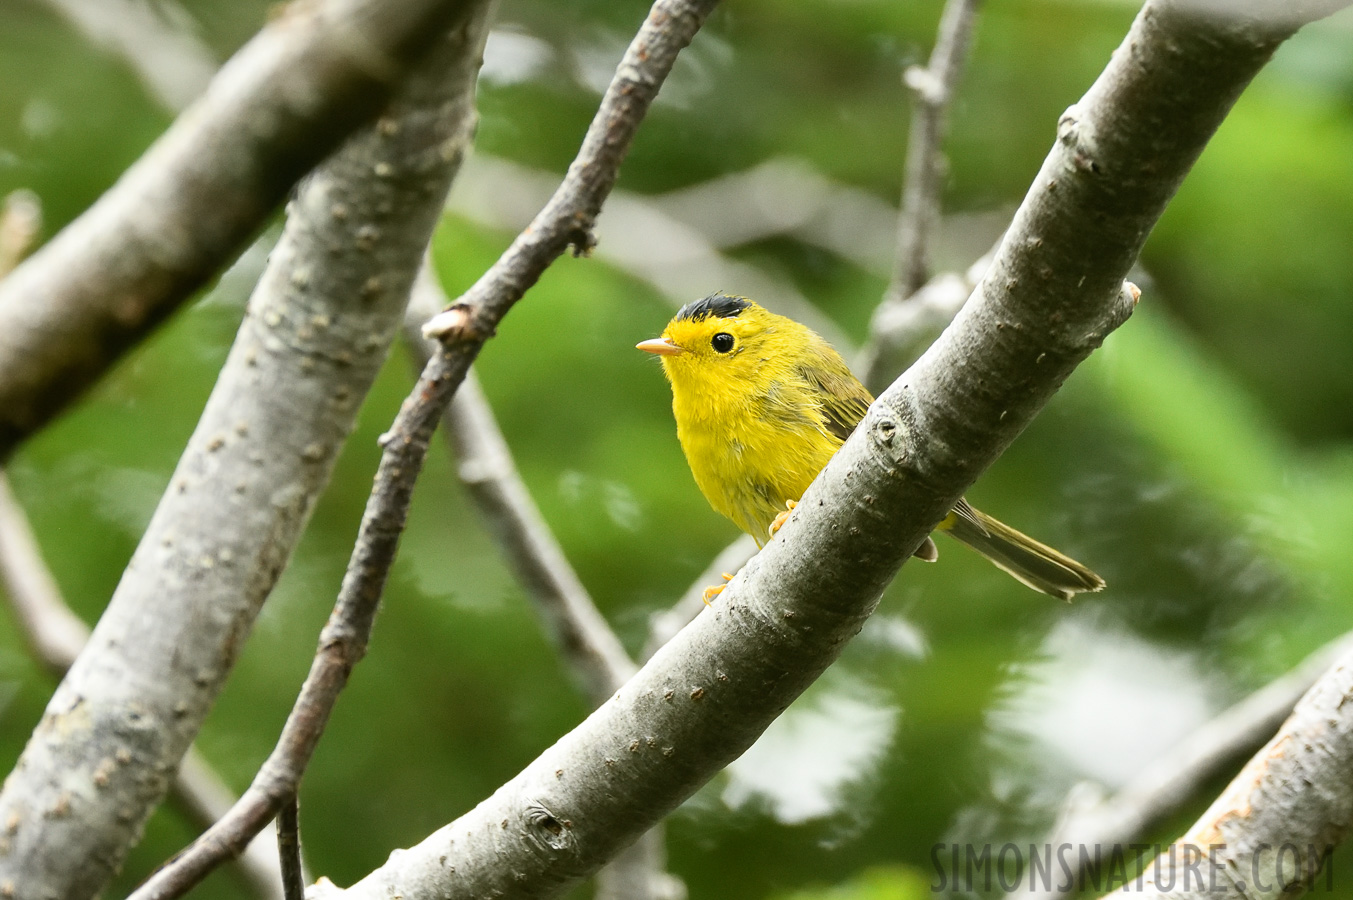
[1018,635,1353,900]
[312,4,1333,899]
[0,0,475,460]
[1101,647,1353,900]
[0,6,489,896]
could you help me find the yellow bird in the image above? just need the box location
[637,292,1104,601]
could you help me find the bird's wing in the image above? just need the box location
[797,356,873,444]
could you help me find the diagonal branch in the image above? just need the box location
[0,4,492,897]
[309,4,1343,898]
[1013,633,1353,900]
[107,8,496,900]
[404,267,635,705]
[420,0,721,343]
[133,0,717,897]
[0,473,287,899]
[0,0,481,461]
[887,0,983,303]
[1099,641,1353,899]
[406,267,681,900]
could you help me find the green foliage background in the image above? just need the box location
[2,0,1353,897]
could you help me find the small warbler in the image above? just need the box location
[637,292,1104,601]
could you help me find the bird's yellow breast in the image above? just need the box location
[670,367,841,543]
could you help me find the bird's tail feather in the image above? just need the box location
[942,503,1104,601]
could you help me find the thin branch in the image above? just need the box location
[309,3,1338,897]
[0,473,287,899]
[887,0,982,303]
[0,472,86,676]
[404,267,635,705]
[407,267,679,899]
[0,7,492,898]
[1013,633,1353,900]
[170,752,288,900]
[1099,642,1353,899]
[859,246,992,394]
[111,8,495,900]
[277,795,304,900]
[131,0,711,894]
[0,0,483,461]
[421,0,722,342]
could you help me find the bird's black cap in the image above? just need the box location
[675,292,752,322]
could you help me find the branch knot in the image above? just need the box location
[421,302,484,342]
[1056,104,1103,175]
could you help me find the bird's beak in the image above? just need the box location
[636,337,685,356]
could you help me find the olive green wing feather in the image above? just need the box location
[795,345,873,443]
[796,341,943,563]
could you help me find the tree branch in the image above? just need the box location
[277,795,304,900]
[420,0,722,342]
[407,267,682,899]
[0,192,288,898]
[302,3,1343,898]
[1013,633,1353,900]
[405,268,635,705]
[0,473,86,678]
[0,0,481,461]
[887,0,982,303]
[0,6,492,896]
[1099,642,1353,899]
[0,473,288,899]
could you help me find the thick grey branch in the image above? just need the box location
[1100,645,1353,899]
[0,472,287,899]
[0,0,478,460]
[310,4,1332,899]
[0,7,490,897]
[1016,634,1353,900]
[888,0,982,302]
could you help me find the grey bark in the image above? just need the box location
[311,3,1341,899]
[0,5,490,896]
[1100,645,1353,899]
[0,472,287,900]
[0,0,476,460]
[1014,634,1353,900]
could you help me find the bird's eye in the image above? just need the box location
[711,332,735,353]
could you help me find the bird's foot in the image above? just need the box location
[702,572,735,606]
[768,499,798,537]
